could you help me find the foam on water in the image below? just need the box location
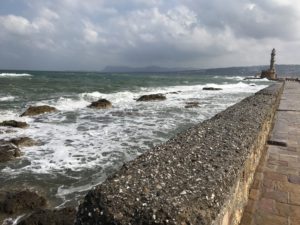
[0,73,32,77]
[0,96,15,101]
[214,75,245,81]
[0,78,271,203]
[247,77,271,82]
[1,82,267,172]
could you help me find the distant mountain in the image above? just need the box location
[203,66,265,76]
[102,66,194,73]
[102,65,300,76]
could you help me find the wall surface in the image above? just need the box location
[75,83,284,225]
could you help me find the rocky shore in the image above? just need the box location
[75,83,284,225]
[0,83,283,225]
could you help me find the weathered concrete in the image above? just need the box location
[76,83,284,225]
[240,82,300,225]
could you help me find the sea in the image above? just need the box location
[0,71,273,207]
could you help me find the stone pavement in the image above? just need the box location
[240,82,300,225]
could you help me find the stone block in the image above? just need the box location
[289,192,300,206]
[263,171,287,182]
[253,212,288,225]
[262,190,288,203]
[288,175,300,184]
[258,198,274,213]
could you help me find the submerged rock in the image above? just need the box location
[17,207,76,225]
[185,101,200,108]
[202,87,222,91]
[167,91,181,94]
[88,99,112,109]
[10,137,36,147]
[137,94,166,101]
[20,105,57,117]
[0,190,47,214]
[0,141,21,163]
[0,121,28,128]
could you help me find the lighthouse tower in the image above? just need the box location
[260,48,277,80]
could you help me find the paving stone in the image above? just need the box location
[249,189,260,201]
[290,217,300,225]
[240,83,300,225]
[239,212,253,225]
[288,175,300,184]
[257,198,274,213]
[289,192,300,206]
[263,171,288,182]
[288,162,300,169]
[253,212,288,225]
[273,202,290,217]
[261,190,288,203]
[290,205,300,218]
[252,179,261,189]
[276,165,299,176]
[244,199,256,213]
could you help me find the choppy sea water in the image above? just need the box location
[0,71,273,207]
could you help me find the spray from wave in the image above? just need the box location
[0,73,32,77]
[0,96,15,101]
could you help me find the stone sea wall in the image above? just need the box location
[75,83,284,225]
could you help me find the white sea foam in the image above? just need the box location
[0,73,32,77]
[0,81,270,199]
[246,77,271,82]
[213,75,246,81]
[0,96,15,101]
[51,97,90,111]
[0,110,31,123]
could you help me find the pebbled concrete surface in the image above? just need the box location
[76,83,283,225]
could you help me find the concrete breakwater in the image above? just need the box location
[75,83,284,225]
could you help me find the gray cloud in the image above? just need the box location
[0,0,299,70]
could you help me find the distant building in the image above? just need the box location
[260,48,277,80]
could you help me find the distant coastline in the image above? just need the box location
[1,64,300,76]
[102,64,300,76]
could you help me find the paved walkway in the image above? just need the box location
[240,82,300,225]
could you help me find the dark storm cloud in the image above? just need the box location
[0,0,299,70]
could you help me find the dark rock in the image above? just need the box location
[10,137,36,147]
[167,91,181,94]
[185,101,200,108]
[0,190,47,214]
[0,141,21,163]
[202,87,222,91]
[88,99,112,109]
[20,105,57,117]
[136,94,166,101]
[17,207,76,225]
[0,121,29,128]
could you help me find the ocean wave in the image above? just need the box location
[36,82,269,113]
[213,75,245,81]
[0,81,271,200]
[52,97,90,111]
[245,77,271,82]
[0,73,32,77]
[0,96,15,101]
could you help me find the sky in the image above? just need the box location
[0,0,300,70]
